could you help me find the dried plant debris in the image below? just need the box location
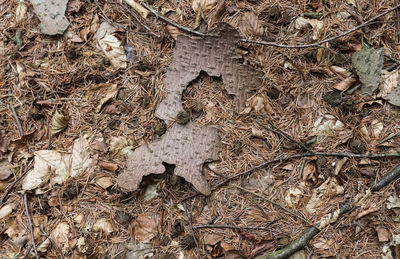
[117,122,221,195]
[156,23,262,122]
[30,0,70,35]
[352,47,384,95]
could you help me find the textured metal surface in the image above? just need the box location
[156,23,262,122]
[117,122,221,195]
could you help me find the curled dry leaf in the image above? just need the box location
[51,222,71,254]
[131,215,157,242]
[15,0,27,25]
[117,122,220,195]
[93,218,114,235]
[96,176,113,189]
[192,0,218,14]
[166,25,181,40]
[294,17,324,40]
[332,76,357,91]
[330,66,352,78]
[0,204,13,220]
[124,0,150,18]
[242,12,264,37]
[51,110,68,135]
[306,177,344,214]
[30,0,70,35]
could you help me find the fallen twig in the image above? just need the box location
[141,3,400,48]
[142,3,206,37]
[180,151,400,202]
[24,194,39,259]
[0,160,33,207]
[256,164,400,259]
[194,224,273,231]
[256,119,313,153]
[9,89,24,137]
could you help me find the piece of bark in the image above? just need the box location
[117,122,220,195]
[156,23,262,123]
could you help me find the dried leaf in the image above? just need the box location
[311,114,345,136]
[51,110,68,135]
[332,76,357,91]
[166,25,181,40]
[98,161,118,172]
[15,0,27,25]
[156,23,262,123]
[306,177,344,214]
[387,196,400,209]
[242,12,264,37]
[0,159,13,180]
[313,238,334,249]
[285,184,305,208]
[93,218,114,235]
[333,157,348,175]
[0,204,13,220]
[352,47,384,95]
[131,215,157,242]
[294,17,324,40]
[98,34,127,69]
[192,0,218,14]
[96,176,113,189]
[379,69,400,106]
[51,222,71,254]
[376,227,390,242]
[117,122,221,195]
[109,136,133,157]
[124,0,150,18]
[330,66,352,78]
[30,0,70,35]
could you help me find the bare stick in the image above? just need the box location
[256,119,313,153]
[180,151,400,202]
[194,224,273,231]
[241,4,400,48]
[257,164,400,259]
[24,194,39,259]
[9,89,24,137]
[0,160,34,206]
[141,3,206,37]
[142,2,400,48]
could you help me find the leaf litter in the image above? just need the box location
[2,0,400,258]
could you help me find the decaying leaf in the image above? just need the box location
[0,204,13,220]
[51,110,68,135]
[192,0,218,14]
[117,122,221,195]
[294,17,324,40]
[379,69,400,106]
[311,114,346,137]
[376,226,390,242]
[387,196,400,209]
[124,0,150,18]
[96,176,113,189]
[95,22,127,69]
[285,183,305,208]
[93,218,114,235]
[166,25,181,40]
[0,159,13,180]
[131,215,157,242]
[155,23,262,123]
[332,76,357,91]
[306,177,344,214]
[22,135,93,191]
[352,47,384,95]
[30,0,70,35]
[50,222,71,254]
[241,12,264,37]
[15,0,27,25]
[85,83,119,113]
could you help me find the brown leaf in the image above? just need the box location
[0,159,13,180]
[242,12,264,37]
[250,241,275,257]
[0,130,9,153]
[166,25,181,40]
[220,241,243,259]
[192,0,218,14]
[117,122,221,195]
[375,226,390,242]
[131,215,157,242]
[156,23,262,123]
[98,161,118,172]
[332,76,357,91]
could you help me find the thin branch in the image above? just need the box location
[0,160,34,206]
[9,89,24,137]
[256,119,313,153]
[24,194,39,259]
[39,226,65,259]
[142,3,400,48]
[194,224,273,231]
[180,151,400,202]
[257,164,400,259]
[241,4,400,48]
[232,184,313,226]
[142,3,207,37]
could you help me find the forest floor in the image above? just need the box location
[1,0,400,258]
